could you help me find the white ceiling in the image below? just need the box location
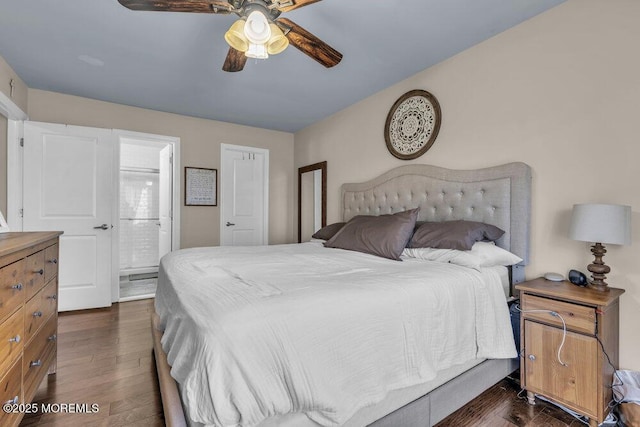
[0,0,564,132]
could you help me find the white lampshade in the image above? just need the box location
[569,203,632,245]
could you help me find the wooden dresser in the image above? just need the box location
[516,278,624,427]
[0,232,62,427]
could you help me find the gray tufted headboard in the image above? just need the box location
[341,163,532,281]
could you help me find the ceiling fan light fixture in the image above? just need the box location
[224,19,249,52]
[245,43,269,59]
[267,23,289,55]
[244,10,272,45]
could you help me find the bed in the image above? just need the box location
[151,162,532,427]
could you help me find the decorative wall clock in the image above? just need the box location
[384,90,441,160]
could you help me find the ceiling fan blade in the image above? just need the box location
[276,18,342,68]
[222,47,247,72]
[276,0,321,13]
[117,0,233,14]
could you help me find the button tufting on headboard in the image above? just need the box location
[341,163,531,264]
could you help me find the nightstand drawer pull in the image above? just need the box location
[8,334,20,343]
[11,283,23,291]
[30,359,42,368]
[47,293,57,300]
[528,354,536,361]
[33,311,43,317]
[48,258,58,264]
[48,334,57,341]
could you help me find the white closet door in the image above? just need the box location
[220,144,269,246]
[23,121,113,311]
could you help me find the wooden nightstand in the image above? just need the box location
[515,278,624,427]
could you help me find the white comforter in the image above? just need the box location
[156,242,516,427]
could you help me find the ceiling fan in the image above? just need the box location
[117,0,343,72]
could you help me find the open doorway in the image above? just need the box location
[118,136,174,301]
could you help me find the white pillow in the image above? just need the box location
[402,241,522,270]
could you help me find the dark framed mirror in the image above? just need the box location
[298,161,327,243]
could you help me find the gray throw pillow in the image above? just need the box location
[312,222,346,240]
[325,208,420,260]
[408,220,505,251]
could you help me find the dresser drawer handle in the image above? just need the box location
[528,354,536,361]
[47,294,57,300]
[48,334,57,341]
[30,359,42,368]
[48,258,58,265]
[4,396,19,405]
[35,269,44,275]
[33,311,43,318]
[11,283,23,291]
[8,334,21,343]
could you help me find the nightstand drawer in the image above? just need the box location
[522,294,596,335]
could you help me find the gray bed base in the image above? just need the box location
[370,358,519,426]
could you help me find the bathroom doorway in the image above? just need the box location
[118,135,175,301]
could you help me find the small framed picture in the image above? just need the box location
[185,167,217,206]
[0,211,9,233]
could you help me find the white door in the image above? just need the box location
[158,145,173,261]
[23,122,113,311]
[220,144,269,246]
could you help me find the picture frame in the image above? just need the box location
[0,211,9,233]
[185,167,217,206]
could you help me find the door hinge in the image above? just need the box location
[169,154,173,165]
[19,208,23,218]
[19,138,24,147]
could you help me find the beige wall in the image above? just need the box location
[295,0,640,370]
[27,89,295,248]
[0,54,28,114]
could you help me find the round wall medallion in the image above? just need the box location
[384,90,441,160]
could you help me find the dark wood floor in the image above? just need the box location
[21,299,585,427]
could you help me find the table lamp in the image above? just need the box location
[569,203,631,292]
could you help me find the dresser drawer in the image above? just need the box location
[522,294,596,335]
[25,279,58,344]
[25,250,46,301]
[23,313,57,402]
[0,357,23,427]
[0,259,25,324]
[44,243,59,283]
[0,307,24,375]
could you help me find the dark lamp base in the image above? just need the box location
[587,242,610,292]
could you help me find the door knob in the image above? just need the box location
[528,354,536,361]
[93,224,109,230]
[226,222,236,227]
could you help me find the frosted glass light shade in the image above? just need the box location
[569,203,632,245]
[267,24,289,54]
[244,11,271,44]
[225,19,249,52]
